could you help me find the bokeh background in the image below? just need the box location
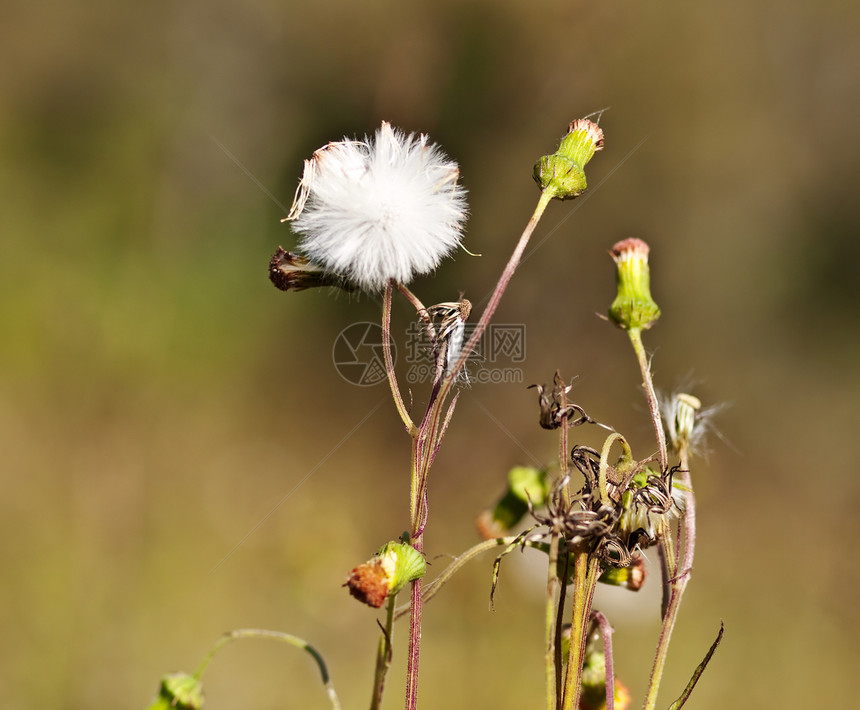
[2,0,858,708]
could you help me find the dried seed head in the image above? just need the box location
[660,390,725,457]
[285,122,468,291]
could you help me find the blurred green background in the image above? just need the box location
[2,0,858,708]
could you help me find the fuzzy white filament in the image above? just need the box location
[287,122,468,291]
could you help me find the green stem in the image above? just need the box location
[402,191,554,710]
[193,629,341,710]
[561,551,600,710]
[627,328,668,471]
[545,532,561,710]
[383,282,416,436]
[642,448,697,710]
[370,596,397,710]
[394,536,519,620]
[434,190,553,409]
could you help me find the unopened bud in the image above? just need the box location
[144,673,204,710]
[533,119,604,200]
[344,541,426,608]
[598,555,646,591]
[476,466,548,539]
[608,238,661,331]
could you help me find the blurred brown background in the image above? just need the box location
[1,0,858,708]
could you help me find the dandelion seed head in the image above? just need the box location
[288,122,468,291]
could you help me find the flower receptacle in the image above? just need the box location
[608,238,661,331]
[533,119,604,200]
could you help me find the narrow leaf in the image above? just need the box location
[667,622,724,710]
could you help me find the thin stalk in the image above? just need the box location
[545,532,561,710]
[193,629,341,710]
[642,446,696,710]
[435,190,553,411]
[404,562,423,710]
[370,596,397,710]
[394,537,519,620]
[626,328,668,471]
[642,581,684,710]
[557,376,572,507]
[383,282,416,435]
[554,551,570,707]
[592,611,616,710]
[560,550,600,710]
[404,191,553,710]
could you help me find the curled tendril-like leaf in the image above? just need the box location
[571,445,601,487]
[490,526,540,608]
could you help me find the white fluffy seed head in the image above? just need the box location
[287,122,468,291]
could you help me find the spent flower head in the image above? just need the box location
[660,390,726,458]
[344,541,426,608]
[285,121,468,291]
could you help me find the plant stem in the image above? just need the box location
[626,328,668,471]
[554,552,570,707]
[394,536,519,620]
[642,447,696,710]
[193,629,341,710]
[437,190,553,405]
[383,282,416,435]
[405,437,424,710]
[404,555,423,710]
[545,532,561,710]
[403,190,554,710]
[561,550,600,710]
[370,596,397,710]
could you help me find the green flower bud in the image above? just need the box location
[598,555,646,591]
[533,119,604,200]
[608,238,661,331]
[145,673,204,710]
[344,542,426,608]
[476,466,548,539]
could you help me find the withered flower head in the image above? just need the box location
[529,372,593,430]
[660,390,725,458]
[268,247,354,292]
[344,541,426,608]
